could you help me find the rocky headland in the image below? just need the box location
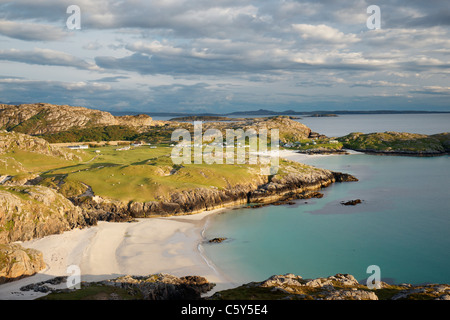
[338,131,450,156]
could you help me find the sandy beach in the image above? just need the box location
[0,208,240,300]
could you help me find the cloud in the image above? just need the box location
[83,41,103,50]
[350,80,411,88]
[0,19,67,41]
[292,24,360,44]
[0,0,449,112]
[411,86,450,95]
[0,48,99,70]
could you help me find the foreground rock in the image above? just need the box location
[30,272,450,300]
[0,185,89,243]
[0,244,46,284]
[35,273,215,300]
[209,273,450,300]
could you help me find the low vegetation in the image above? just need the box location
[337,131,449,154]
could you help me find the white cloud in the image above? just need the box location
[0,19,67,41]
[292,24,360,44]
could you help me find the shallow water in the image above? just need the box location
[202,154,450,285]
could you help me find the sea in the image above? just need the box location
[200,113,450,285]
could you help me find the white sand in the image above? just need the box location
[0,208,239,300]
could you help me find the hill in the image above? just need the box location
[0,103,153,135]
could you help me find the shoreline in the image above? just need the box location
[0,150,342,300]
[0,208,241,300]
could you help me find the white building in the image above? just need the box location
[67,145,89,150]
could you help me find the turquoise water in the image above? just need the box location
[203,154,450,285]
[297,113,450,137]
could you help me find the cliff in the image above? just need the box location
[0,103,152,135]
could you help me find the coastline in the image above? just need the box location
[0,150,349,300]
[0,208,240,300]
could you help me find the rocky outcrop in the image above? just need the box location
[210,273,450,300]
[0,103,152,135]
[0,185,88,244]
[248,170,357,204]
[0,244,46,284]
[17,271,450,300]
[0,130,82,162]
[103,274,215,300]
[22,273,215,300]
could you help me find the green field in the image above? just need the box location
[40,145,271,202]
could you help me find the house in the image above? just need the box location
[67,145,89,150]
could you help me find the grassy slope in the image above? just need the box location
[42,146,266,202]
[0,149,90,175]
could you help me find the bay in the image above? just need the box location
[202,153,450,285]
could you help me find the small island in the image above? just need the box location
[338,132,450,156]
[309,114,338,117]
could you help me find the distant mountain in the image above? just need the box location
[132,109,450,117]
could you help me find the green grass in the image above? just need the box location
[0,149,89,175]
[58,180,88,198]
[58,146,261,202]
[2,142,319,203]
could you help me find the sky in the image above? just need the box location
[0,0,449,114]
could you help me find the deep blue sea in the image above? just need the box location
[202,114,450,285]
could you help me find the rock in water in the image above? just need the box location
[208,237,227,243]
[341,199,362,206]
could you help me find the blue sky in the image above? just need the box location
[0,0,449,113]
